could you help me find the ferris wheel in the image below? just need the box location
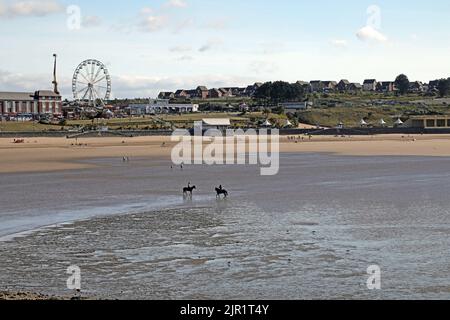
[72,59,111,109]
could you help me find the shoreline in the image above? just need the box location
[2,134,450,174]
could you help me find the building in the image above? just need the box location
[280,101,313,113]
[200,118,231,130]
[158,92,175,99]
[428,80,440,93]
[1,55,62,118]
[348,83,363,93]
[129,99,198,115]
[243,82,263,97]
[377,81,396,93]
[310,81,323,92]
[408,81,424,93]
[209,88,222,99]
[404,115,450,129]
[322,81,337,92]
[0,90,62,117]
[296,81,311,93]
[363,79,378,91]
[175,90,190,99]
[337,80,350,92]
[219,88,233,97]
[196,86,209,99]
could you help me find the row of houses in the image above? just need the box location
[298,79,432,94]
[159,79,441,100]
[158,83,263,100]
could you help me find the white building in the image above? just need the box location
[129,99,199,115]
[200,118,231,130]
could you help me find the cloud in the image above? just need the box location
[356,26,388,43]
[198,39,222,52]
[330,39,348,48]
[164,0,187,8]
[112,74,255,98]
[177,55,194,61]
[169,45,192,53]
[173,18,194,33]
[82,15,102,28]
[249,61,278,74]
[0,68,72,97]
[203,18,229,30]
[139,14,167,32]
[0,0,64,18]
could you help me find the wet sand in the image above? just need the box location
[1,154,450,300]
[2,134,450,173]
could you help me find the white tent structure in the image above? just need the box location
[284,119,293,127]
[262,119,272,127]
[360,119,368,127]
[394,118,404,127]
[379,119,387,127]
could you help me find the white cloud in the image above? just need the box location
[203,18,229,30]
[139,14,167,32]
[82,15,102,28]
[177,55,194,61]
[249,61,278,74]
[165,0,187,8]
[169,45,192,53]
[330,39,348,48]
[0,0,64,18]
[140,7,153,15]
[0,68,72,96]
[198,39,223,52]
[112,73,255,98]
[356,26,388,43]
[172,18,194,33]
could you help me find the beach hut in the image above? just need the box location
[337,121,344,129]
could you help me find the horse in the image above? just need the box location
[215,187,229,199]
[183,185,196,197]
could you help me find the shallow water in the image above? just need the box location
[0,154,449,299]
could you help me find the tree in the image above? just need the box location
[438,78,450,97]
[254,81,304,105]
[395,74,410,95]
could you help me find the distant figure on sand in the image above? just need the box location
[215,185,229,198]
[183,183,196,198]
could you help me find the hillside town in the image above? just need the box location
[157,78,442,100]
[1,60,450,132]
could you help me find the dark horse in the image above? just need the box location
[215,187,229,198]
[183,185,196,197]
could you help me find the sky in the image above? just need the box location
[0,0,450,98]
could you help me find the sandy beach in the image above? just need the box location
[2,134,450,173]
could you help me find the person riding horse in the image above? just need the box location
[215,185,228,198]
[183,183,196,197]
